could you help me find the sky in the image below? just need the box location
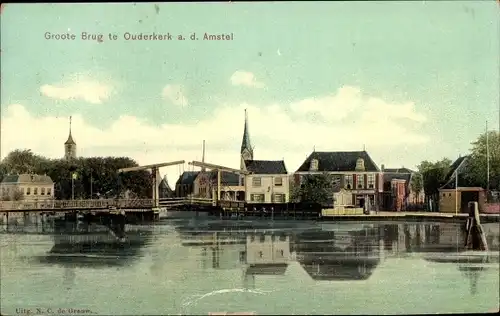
[1,1,499,186]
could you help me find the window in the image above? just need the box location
[47,188,51,196]
[357,175,364,189]
[26,187,31,195]
[274,177,283,186]
[250,194,265,202]
[442,193,446,197]
[241,177,245,186]
[309,159,319,171]
[272,193,285,203]
[367,174,375,189]
[34,188,38,195]
[258,251,263,258]
[344,175,353,189]
[20,187,25,194]
[260,235,265,242]
[252,177,261,187]
[449,193,452,197]
[41,188,45,195]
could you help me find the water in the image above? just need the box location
[1,214,499,315]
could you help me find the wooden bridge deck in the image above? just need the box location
[0,197,214,212]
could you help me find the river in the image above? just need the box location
[1,215,499,315]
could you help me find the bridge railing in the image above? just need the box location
[0,197,216,211]
[0,199,155,211]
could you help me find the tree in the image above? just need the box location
[290,173,334,205]
[416,158,452,200]
[464,130,500,191]
[0,150,152,200]
[1,149,49,174]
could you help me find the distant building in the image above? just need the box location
[239,109,290,203]
[175,171,200,197]
[158,175,174,199]
[64,116,77,160]
[295,151,382,209]
[192,170,244,201]
[438,156,485,213]
[381,166,424,210]
[0,174,54,201]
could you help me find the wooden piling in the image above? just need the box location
[464,202,489,251]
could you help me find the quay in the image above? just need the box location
[319,210,500,223]
[0,198,498,223]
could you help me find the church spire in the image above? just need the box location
[64,116,77,160]
[65,116,76,145]
[240,109,253,170]
[240,109,253,156]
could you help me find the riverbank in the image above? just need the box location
[320,211,500,223]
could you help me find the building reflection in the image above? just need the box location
[175,220,499,286]
[36,218,154,268]
[294,224,381,281]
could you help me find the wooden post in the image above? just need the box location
[464,201,488,251]
[217,169,221,203]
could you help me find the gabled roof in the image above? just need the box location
[296,151,379,172]
[440,156,471,190]
[1,174,54,184]
[176,171,200,185]
[384,167,414,174]
[245,160,287,175]
[208,170,240,186]
[383,167,413,184]
[440,156,469,190]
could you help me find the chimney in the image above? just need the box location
[381,164,385,171]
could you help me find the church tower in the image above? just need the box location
[64,116,77,160]
[240,109,253,170]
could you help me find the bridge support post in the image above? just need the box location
[152,167,160,208]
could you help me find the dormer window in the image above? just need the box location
[310,159,319,171]
[355,158,365,171]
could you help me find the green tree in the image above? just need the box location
[416,158,453,200]
[465,130,500,191]
[290,173,334,205]
[1,150,153,200]
[1,149,49,174]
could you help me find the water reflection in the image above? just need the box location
[294,224,381,281]
[34,217,154,268]
[174,220,500,285]
[1,215,499,315]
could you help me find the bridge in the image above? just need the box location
[0,197,215,212]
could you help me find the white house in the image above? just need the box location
[242,160,289,203]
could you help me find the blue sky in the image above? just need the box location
[1,2,499,184]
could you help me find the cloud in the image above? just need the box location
[162,84,188,107]
[39,73,113,104]
[230,71,264,88]
[1,86,429,186]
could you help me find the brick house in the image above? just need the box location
[294,151,382,210]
